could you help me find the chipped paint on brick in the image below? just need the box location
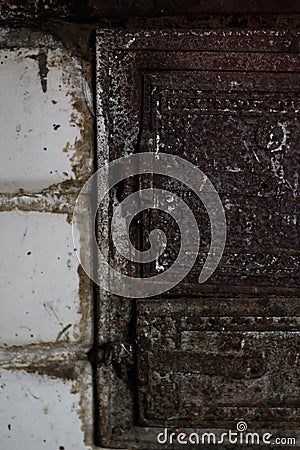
[0,32,93,195]
[0,360,94,449]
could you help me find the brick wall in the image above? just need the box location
[0,27,97,450]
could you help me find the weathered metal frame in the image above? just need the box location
[95,29,300,448]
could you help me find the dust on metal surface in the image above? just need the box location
[137,297,300,427]
[95,29,300,448]
[141,70,300,295]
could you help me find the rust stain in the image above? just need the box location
[43,66,94,195]
[37,50,49,93]
[26,50,49,93]
[0,193,76,219]
[70,364,94,447]
[6,362,76,380]
[55,324,73,342]
[73,264,93,345]
[66,91,94,184]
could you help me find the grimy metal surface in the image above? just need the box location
[95,30,300,448]
[137,297,300,427]
[141,70,300,295]
[1,1,300,21]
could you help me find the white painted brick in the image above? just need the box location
[0,362,94,450]
[0,47,92,193]
[0,210,91,346]
[0,29,96,450]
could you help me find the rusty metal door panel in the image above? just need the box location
[140,70,300,294]
[137,297,300,427]
[95,30,300,448]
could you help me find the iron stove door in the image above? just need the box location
[96,29,300,448]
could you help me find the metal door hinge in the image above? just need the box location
[89,341,134,380]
